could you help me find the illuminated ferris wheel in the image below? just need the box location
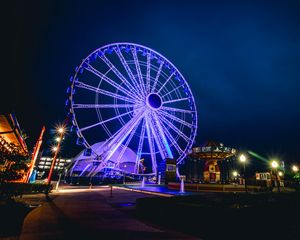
[68,42,197,176]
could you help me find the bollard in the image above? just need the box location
[180,177,185,193]
[141,177,145,188]
[158,173,161,185]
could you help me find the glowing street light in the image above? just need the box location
[57,127,65,134]
[271,160,279,169]
[292,165,299,173]
[52,146,58,152]
[239,154,246,163]
[239,153,248,192]
[232,171,238,177]
[278,171,283,177]
[48,123,67,184]
[270,159,280,192]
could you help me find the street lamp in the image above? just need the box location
[271,160,279,169]
[292,165,299,173]
[55,137,61,142]
[57,127,65,134]
[47,125,67,184]
[52,146,58,152]
[239,154,248,192]
[239,154,246,163]
[292,165,299,185]
[270,160,280,192]
[232,171,239,184]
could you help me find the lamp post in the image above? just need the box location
[292,165,299,184]
[47,126,66,184]
[232,170,239,183]
[239,154,248,193]
[270,160,280,192]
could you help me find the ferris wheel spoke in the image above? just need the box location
[79,108,139,132]
[161,106,194,114]
[135,118,146,173]
[84,62,138,100]
[131,47,147,95]
[161,83,185,98]
[158,113,191,143]
[115,120,140,168]
[158,109,194,129]
[152,113,174,159]
[162,97,190,105]
[105,111,144,157]
[146,53,151,94]
[75,81,136,103]
[114,47,145,97]
[73,103,134,109]
[151,61,164,93]
[100,54,142,99]
[89,112,145,176]
[156,72,175,94]
[145,117,157,174]
[146,114,167,160]
[159,118,184,155]
[98,112,141,155]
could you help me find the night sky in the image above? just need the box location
[2,0,300,166]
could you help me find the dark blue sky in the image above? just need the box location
[3,0,300,164]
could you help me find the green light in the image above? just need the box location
[248,151,269,162]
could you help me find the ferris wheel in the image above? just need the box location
[68,42,197,176]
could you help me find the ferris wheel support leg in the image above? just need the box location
[152,113,174,159]
[145,118,157,174]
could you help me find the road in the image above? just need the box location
[19,186,199,240]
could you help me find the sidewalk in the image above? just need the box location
[19,188,199,239]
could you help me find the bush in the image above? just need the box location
[0,182,52,199]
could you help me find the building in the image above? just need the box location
[188,141,237,183]
[0,113,28,157]
[36,156,72,180]
[0,113,29,181]
[67,141,141,178]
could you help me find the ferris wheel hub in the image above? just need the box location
[146,93,162,110]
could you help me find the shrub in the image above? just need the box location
[0,182,52,199]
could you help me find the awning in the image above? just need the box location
[0,113,28,156]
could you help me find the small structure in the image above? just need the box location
[67,142,143,178]
[0,113,29,181]
[190,141,236,183]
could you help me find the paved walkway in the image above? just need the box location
[19,188,199,239]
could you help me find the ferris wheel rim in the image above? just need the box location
[68,42,198,175]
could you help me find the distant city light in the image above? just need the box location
[55,137,61,142]
[232,171,238,177]
[278,171,283,177]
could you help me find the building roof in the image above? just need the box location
[190,141,236,160]
[0,113,28,156]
